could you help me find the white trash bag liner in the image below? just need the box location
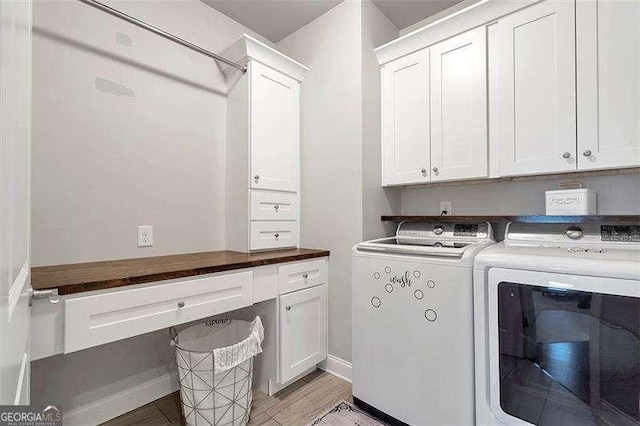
[172,317,264,426]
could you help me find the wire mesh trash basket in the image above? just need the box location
[171,317,264,426]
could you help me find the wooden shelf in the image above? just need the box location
[32,248,330,295]
[381,215,640,224]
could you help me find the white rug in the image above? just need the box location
[309,401,386,426]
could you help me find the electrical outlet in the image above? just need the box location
[137,225,153,247]
[440,201,452,216]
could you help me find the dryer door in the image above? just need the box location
[487,268,640,426]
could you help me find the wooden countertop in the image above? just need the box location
[32,248,330,296]
[381,215,640,224]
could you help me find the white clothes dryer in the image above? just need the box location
[474,221,640,426]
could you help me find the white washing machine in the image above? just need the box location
[352,221,495,425]
[474,221,640,426]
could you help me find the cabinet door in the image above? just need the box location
[381,49,430,185]
[250,62,299,192]
[279,285,327,383]
[496,1,577,176]
[430,27,488,182]
[577,0,640,170]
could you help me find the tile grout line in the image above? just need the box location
[268,415,281,425]
[153,401,173,424]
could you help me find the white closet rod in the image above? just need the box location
[78,0,247,73]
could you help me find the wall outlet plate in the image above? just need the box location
[440,201,452,215]
[137,225,153,247]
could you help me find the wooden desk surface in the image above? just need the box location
[32,248,330,295]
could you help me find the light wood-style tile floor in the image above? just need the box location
[101,370,352,426]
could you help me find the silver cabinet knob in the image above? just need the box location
[285,306,291,311]
[302,273,309,279]
[562,152,571,159]
[433,225,444,235]
[421,168,427,174]
[432,167,439,173]
[254,175,260,180]
[565,226,584,240]
[274,205,279,211]
[274,233,280,238]
[177,301,185,308]
[583,150,592,157]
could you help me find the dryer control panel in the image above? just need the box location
[507,222,640,248]
[601,225,640,242]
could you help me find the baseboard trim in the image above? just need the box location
[319,354,352,383]
[63,373,178,426]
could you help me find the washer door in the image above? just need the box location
[487,269,640,425]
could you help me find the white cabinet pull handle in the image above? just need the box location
[177,301,185,308]
[302,273,309,279]
[562,152,571,159]
[583,150,592,157]
[285,306,291,311]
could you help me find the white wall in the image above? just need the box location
[31,0,265,266]
[401,170,640,216]
[362,0,400,241]
[277,1,364,364]
[398,0,481,36]
[277,0,400,364]
[30,1,262,420]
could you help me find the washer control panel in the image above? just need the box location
[454,224,479,237]
[397,222,490,240]
[601,225,640,242]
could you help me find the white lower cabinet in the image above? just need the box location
[278,284,328,383]
[33,257,330,398]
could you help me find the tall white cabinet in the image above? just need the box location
[223,35,307,252]
[577,0,640,170]
[495,0,577,177]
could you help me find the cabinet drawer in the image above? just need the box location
[251,190,298,221]
[64,271,253,353]
[250,221,299,251]
[278,258,327,295]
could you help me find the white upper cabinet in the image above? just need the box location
[375,0,638,185]
[576,0,640,170]
[496,0,577,177]
[430,27,488,182]
[250,61,300,192]
[381,49,430,186]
